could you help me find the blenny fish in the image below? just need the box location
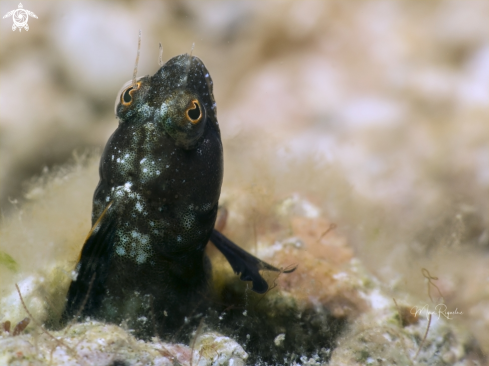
[63,46,294,338]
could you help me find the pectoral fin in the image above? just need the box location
[63,202,116,321]
[210,229,296,294]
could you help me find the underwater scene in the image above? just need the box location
[1,1,488,365]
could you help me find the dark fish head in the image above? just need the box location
[115,54,219,149]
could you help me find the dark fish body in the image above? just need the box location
[63,53,294,339]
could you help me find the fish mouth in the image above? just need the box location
[154,54,210,91]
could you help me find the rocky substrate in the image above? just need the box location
[1,197,484,365]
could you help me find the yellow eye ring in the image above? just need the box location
[186,100,203,124]
[121,82,142,106]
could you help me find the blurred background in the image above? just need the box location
[1,0,488,355]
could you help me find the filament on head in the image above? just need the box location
[183,43,196,89]
[158,43,163,67]
[132,30,142,88]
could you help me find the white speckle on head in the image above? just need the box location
[138,104,153,119]
[274,333,286,346]
[160,103,168,117]
[116,246,126,256]
[112,155,114,161]
[140,158,146,164]
[117,158,120,163]
[71,270,78,281]
[136,253,147,264]
[156,170,160,175]
[166,165,169,168]
[125,154,129,158]
[135,202,143,212]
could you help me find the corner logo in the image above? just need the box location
[3,3,37,32]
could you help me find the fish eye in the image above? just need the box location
[123,87,133,103]
[120,82,141,106]
[186,100,202,124]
